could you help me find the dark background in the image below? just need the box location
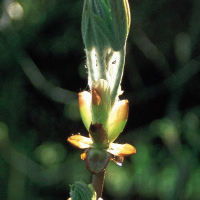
[0,0,200,200]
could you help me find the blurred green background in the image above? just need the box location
[0,0,200,200]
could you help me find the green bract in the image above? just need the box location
[78,90,129,146]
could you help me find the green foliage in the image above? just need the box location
[70,181,96,200]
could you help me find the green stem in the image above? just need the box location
[92,171,105,199]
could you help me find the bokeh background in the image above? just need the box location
[0,0,200,200]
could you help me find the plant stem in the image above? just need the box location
[92,171,105,199]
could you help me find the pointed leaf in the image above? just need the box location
[107,143,136,156]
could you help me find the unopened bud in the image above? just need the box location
[82,0,131,51]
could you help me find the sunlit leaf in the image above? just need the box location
[108,143,136,156]
[107,100,129,143]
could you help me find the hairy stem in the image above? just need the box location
[92,171,105,199]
